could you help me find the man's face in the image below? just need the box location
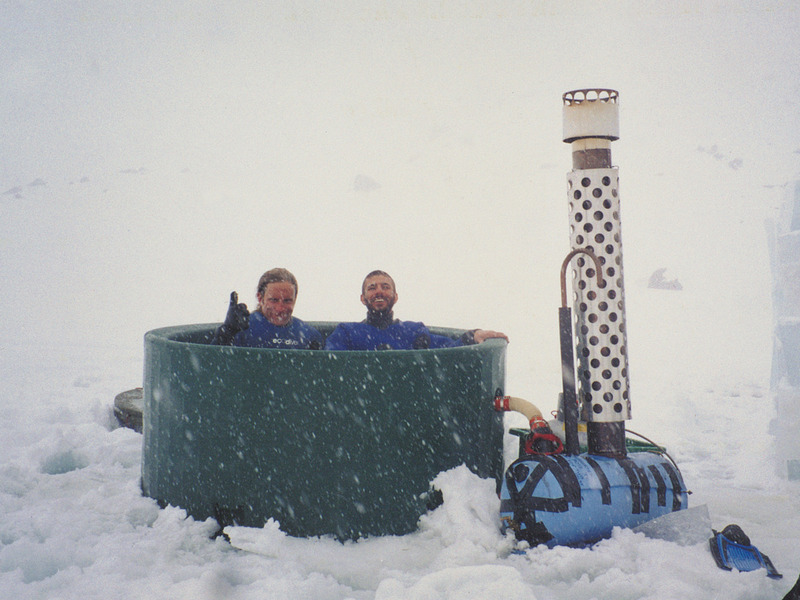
[361,274,397,313]
[257,281,297,326]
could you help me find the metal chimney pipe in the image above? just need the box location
[562,89,630,457]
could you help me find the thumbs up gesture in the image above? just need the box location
[211,291,250,345]
[225,291,250,333]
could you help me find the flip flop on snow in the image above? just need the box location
[709,524,782,580]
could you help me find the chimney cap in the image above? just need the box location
[562,89,618,106]
[563,89,620,144]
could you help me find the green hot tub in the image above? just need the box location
[141,322,506,539]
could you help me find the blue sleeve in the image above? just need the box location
[406,322,461,349]
[324,324,351,350]
[427,333,462,349]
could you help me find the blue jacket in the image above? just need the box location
[233,311,323,349]
[324,319,468,351]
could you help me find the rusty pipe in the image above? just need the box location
[560,247,604,308]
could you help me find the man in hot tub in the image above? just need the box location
[324,270,508,350]
[211,268,323,349]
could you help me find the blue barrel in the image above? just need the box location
[141,322,506,539]
[499,452,689,547]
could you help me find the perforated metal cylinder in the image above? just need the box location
[567,168,631,423]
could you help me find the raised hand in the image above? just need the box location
[211,291,250,345]
[224,291,250,333]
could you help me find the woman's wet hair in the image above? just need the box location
[257,268,298,297]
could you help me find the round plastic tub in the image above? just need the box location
[141,322,506,539]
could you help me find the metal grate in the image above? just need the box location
[567,167,631,422]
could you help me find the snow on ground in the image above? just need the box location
[2,2,800,599]
[1,283,798,600]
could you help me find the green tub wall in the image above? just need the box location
[141,322,506,539]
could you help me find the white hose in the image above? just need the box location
[493,395,544,428]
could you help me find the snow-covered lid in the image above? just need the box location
[563,89,620,143]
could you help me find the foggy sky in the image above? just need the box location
[2,1,799,399]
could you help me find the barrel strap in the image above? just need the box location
[584,457,612,505]
[502,463,556,545]
[615,457,642,514]
[648,464,667,507]
[632,461,651,514]
[504,456,582,514]
[660,460,685,511]
[550,455,582,508]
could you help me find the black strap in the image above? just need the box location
[502,462,557,545]
[648,464,667,507]
[504,456,582,514]
[632,461,650,514]
[551,455,582,508]
[585,457,612,505]
[616,457,642,514]
[503,494,570,513]
[506,461,569,512]
[660,460,685,511]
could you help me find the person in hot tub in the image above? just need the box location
[324,270,508,350]
[211,268,323,349]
